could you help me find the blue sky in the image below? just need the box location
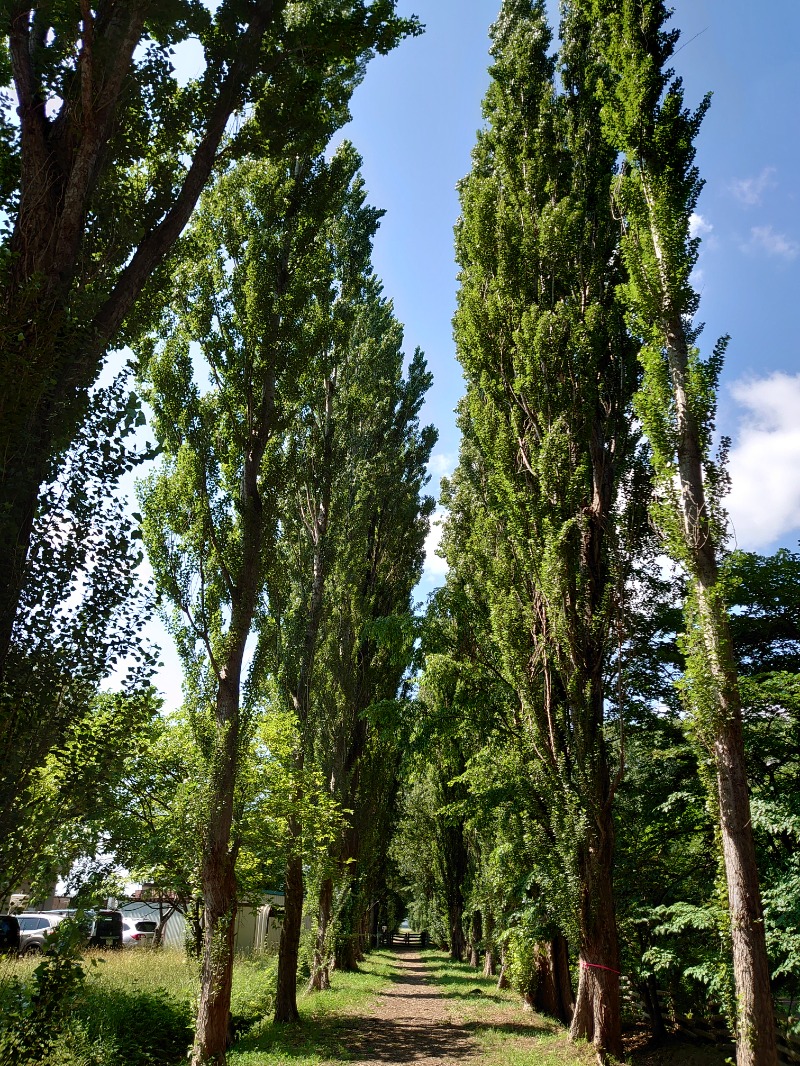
[332,0,800,589]
[146,1,800,708]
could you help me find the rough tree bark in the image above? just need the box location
[482,913,497,977]
[440,815,468,963]
[192,683,240,1064]
[308,876,334,992]
[190,360,274,1064]
[526,935,574,1025]
[448,901,467,963]
[497,940,510,990]
[569,807,622,1060]
[468,909,482,968]
[274,850,304,1023]
[333,866,363,973]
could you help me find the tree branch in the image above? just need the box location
[87,0,280,360]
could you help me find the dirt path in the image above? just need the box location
[336,949,477,1064]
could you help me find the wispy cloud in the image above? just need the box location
[730,166,776,206]
[742,225,799,261]
[725,373,800,550]
[428,452,457,479]
[422,506,448,580]
[689,212,713,238]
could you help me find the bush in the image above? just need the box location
[0,919,86,1065]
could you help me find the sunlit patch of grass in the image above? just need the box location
[419,951,732,1066]
[229,949,398,1065]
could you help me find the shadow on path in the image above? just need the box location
[332,951,476,1063]
[331,1015,475,1062]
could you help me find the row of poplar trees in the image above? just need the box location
[403,2,782,1065]
[138,143,436,1060]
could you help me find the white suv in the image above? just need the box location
[121,917,157,947]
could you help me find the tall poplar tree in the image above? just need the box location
[271,288,435,1006]
[452,1,640,1054]
[582,2,779,1062]
[308,301,436,980]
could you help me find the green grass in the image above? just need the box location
[229,949,398,1065]
[0,946,395,1066]
[0,945,734,1066]
[419,950,732,1066]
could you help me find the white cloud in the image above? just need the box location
[742,225,799,261]
[689,212,713,238]
[725,373,800,550]
[422,506,449,579]
[730,166,776,206]
[428,451,457,479]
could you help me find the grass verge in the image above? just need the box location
[419,950,733,1066]
[420,949,596,1066]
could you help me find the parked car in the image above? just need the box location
[0,914,20,954]
[88,909,123,949]
[17,909,124,953]
[121,917,158,948]
[16,911,70,954]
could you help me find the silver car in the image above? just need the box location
[16,911,70,954]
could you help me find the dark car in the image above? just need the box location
[88,909,123,949]
[0,914,20,954]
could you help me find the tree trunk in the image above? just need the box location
[334,879,361,972]
[569,809,623,1060]
[468,910,482,968]
[497,940,510,990]
[639,174,779,1066]
[192,888,237,1064]
[482,913,497,977]
[192,382,272,1061]
[153,902,176,949]
[449,899,466,962]
[191,681,241,1066]
[640,975,666,1042]
[530,935,574,1025]
[714,710,777,1065]
[274,849,304,1023]
[308,876,333,992]
[186,898,204,958]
